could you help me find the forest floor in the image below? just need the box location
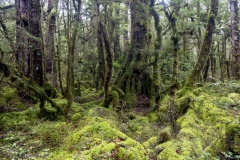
[0,82,240,160]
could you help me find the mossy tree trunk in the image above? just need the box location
[230,0,240,79]
[119,0,152,98]
[185,0,219,87]
[95,1,105,91]
[64,0,82,118]
[99,22,113,108]
[15,0,45,111]
[162,0,180,84]
[150,0,163,97]
[45,0,58,88]
[220,33,227,82]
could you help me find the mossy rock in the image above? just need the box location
[219,96,236,107]
[158,126,172,143]
[157,88,236,159]
[226,123,240,154]
[58,115,147,159]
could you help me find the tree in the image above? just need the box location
[185,0,219,87]
[64,0,82,118]
[119,0,152,98]
[45,0,58,88]
[230,0,240,79]
[15,0,46,111]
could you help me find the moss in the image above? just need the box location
[109,90,119,109]
[226,123,240,153]
[0,107,39,131]
[15,102,26,110]
[71,113,81,124]
[157,87,237,159]
[219,96,236,106]
[2,87,17,100]
[147,112,158,122]
[53,110,147,159]
[158,126,172,143]
[192,88,202,96]
[156,141,185,160]
[32,122,69,147]
[75,93,98,104]
[47,150,74,160]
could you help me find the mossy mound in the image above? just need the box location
[49,107,148,159]
[0,86,25,112]
[0,107,39,131]
[156,89,239,159]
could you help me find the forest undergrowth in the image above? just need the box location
[0,81,240,160]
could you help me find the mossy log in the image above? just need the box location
[27,84,63,114]
[6,69,64,114]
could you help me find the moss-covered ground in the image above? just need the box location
[0,82,240,159]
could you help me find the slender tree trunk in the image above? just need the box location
[150,0,163,96]
[64,0,82,118]
[95,1,105,91]
[230,0,240,79]
[45,0,58,88]
[162,0,179,83]
[185,0,219,87]
[100,22,113,108]
[220,34,227,82]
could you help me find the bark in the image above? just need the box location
[45,0,58,89]
[150,0,163,96]
[113,6,121,61]
[100,22,113,108]
[230,0,240,79]
[185,0,219,87]
[95,1,105,91]
[15,0,43,86]
[162,0,179,83]
[122,2,130,63]
[64,0,81,118]
[220,34,227,82]
[119,0,152,97]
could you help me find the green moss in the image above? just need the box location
[156,141,185,160]
[157,87,237,159]
[47,106,149,159]
[109,90,119,109]
[2,87,17,100]
[47,150,74,160]
[226,123,240,153]
[0,107,39,131]
[158,126,172,143]
[15,102,26,110]
[32,122,69,147]
[219,96,236,106]
[71,113,81,124]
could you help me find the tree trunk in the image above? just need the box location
[119,0,152,98]
[220,34,227,82]
[15,0,44,111]
[185,0,219,87]
[230,0,240,79]
[100,22,113,108]
[95,1,105,91]
[64,0,82,118]
[45,0,58,88]
[150,0,163,97]
[162,0,179,84]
